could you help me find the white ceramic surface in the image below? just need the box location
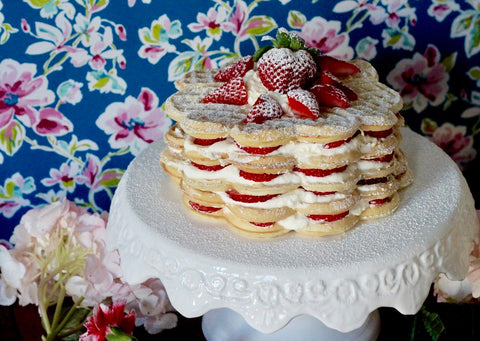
[106,128,479,334]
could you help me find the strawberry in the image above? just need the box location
[315,55,360,77]
[310,84,350,108]
[214,56,254,82]
[310,71,358,101]
[245,94,283,124]
[257,47,316,94]
[286,89,320,119]
[201,76,248,105]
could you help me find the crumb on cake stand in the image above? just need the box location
[106,128,479,340]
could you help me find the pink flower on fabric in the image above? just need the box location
[34,108,73,136]
[88,28,123,70]
[96,88,172,155]
[188,7,228,41]
[368,0,417,27]
[428,123,476,169]
[387,45,449,112]
[427,1,460,22]
[81,301,136,341]
[222,0,248,36]
[41,160,82,192]
[0,59,54,129]
[297,17,354,59]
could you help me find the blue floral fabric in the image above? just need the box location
[0,0,479,242]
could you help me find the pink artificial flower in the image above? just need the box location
[297,17,354,59]
[428,123,476,169]
[96,88,171,155]
[81,301,136,341]
[387,45,449,112]
[124,278,178,334]
[188,7,228,41]
[34,108,73,136]
[0,59,54,129]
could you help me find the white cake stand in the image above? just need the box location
[106,129,479,340]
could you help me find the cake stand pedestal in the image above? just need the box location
[106,129,479,340]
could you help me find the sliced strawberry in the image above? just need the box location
[303,189,336,196]
[239,170,281,182]
[235,142,281,155]
[189,201,222,213]
[250,222,275,227]
[369,196,392,206]
[202,76,248,105]
[193,137,226,146]
[191,161,227,172]
[294,165,347,177]
[365,152,395,163]
[310,84,350,108]
[315,55,360,77]
[323,133,357,149]
[357,177,388,186]
[311,71,358,101]
[363,128,393,139]
[214,56,254,82]
[308,210,349,222]
[245,94,284,124]
[287,89,320,119]
[226,189,279,203]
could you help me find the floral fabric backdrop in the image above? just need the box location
[0,0,479,242]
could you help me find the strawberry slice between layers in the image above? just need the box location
[245,94,284,124]
[308,210,350,222]
[202,76,248,105]
[193,137,227,146]
[294,165,348,177]
[239,170,282,182]
[226,189,280,203]
[235,142,281,155]
[191,161,227,172]
[214,56,254,82]
[189,201,222,214]
[287,89,320,120]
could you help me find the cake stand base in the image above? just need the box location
[201,308,380,341]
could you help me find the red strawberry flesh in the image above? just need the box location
[308,210,349,222]
[315,55,360,77]
[193,137,227,146]
[287,89,320,119]
[311,71,358,101]
[226,189,279,203]
[310,84,350,108]
[202,76,248,105]
[214,56,254,82]
[245,94,283,124]
[294,165,348,177]
[191,162,227,172]
[189,201,222,213]
[239,170,281,182]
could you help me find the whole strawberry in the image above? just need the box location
[255,29,317,94]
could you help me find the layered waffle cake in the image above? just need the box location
[160,29,413,237]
